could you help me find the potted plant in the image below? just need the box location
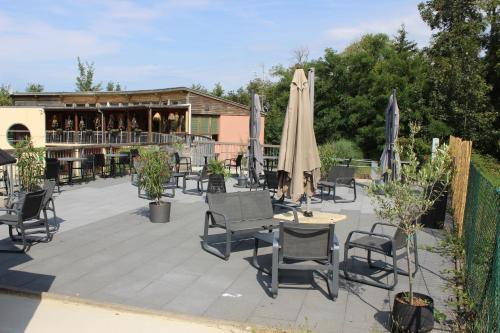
[14,138,45,193]
[207,159,228,194]
[368,124,452,333]
[237,154,249,187]
[137,147,172,223]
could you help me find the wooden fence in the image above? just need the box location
[449,136,473,236]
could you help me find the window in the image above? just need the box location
[7,124,31,147]
[191,116,219,135]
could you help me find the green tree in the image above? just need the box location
[212,82,224,97]
[0,84,12,106]
[25,83,44,93]
[106,81,122,91]
[419,0,496,153]
[190,83,209,93]
[75,57,102,92]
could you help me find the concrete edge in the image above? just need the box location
[0,285,256,331]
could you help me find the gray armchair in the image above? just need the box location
[0,189,49,252]
[41,180,58,232]
[253,222,340,300]
[183,165,209,195]
[319,166,357,203]
[343,222,419,290]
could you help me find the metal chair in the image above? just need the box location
[253,222,339,300]
[80,155,96,181]
[224,154,243,176]
[343,222,419,290]
[118,154,131,176]
[45,158,61,192]
[318,166,357,202]
[41,180,58,232]
[0,189,49,252]
[263,171,279,198]
[174,152,192,173]
[94,153,106,177]
[183,165,209,195]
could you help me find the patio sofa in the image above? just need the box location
[203,190,298,260]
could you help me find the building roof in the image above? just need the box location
[11,87,250,111]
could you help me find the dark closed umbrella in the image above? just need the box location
[380,90,400,181]
[248,93,263,182]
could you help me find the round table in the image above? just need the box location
[273,209,347,224]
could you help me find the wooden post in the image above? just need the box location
[126,110,131,143]
[74,113,78,143]
[148,107,152,143]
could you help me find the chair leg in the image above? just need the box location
[368,250,374,267]
[271,242,279,298]
[330,246,339,300]
[201,213,231,260]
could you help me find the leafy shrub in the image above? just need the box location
[15,138,45,192]
[137,147,171,203]
[318,139,363,177]
[207,159,230,179]
[472,153,500,187]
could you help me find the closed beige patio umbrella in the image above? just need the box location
[277,69,321,213]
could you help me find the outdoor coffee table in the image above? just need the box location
[252,210,346,273]
[58,157,87,184]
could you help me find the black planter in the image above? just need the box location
[237,176,248,187]
[207,174,226,194]
[420,184,448,229]
[149,201,171,223]
[392,292,434,333]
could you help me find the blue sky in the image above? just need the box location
[0,0,431,93]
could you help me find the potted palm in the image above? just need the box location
[15,138,45,193]
[137,147,172,223]
[368,124,452,333]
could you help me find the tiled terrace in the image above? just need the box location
[0,177,452,332]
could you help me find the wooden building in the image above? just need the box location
[10,87,264,144]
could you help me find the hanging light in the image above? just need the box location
[153,112,161,122]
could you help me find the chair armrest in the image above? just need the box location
[206,210,230,228]
[272,203,299,223]
[345,230,393,244]
[335,177,355,184]
[370,222,398,233]
[0,207,18,214]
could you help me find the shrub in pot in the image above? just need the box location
[207,159,228,194]
[15,138,45,193]
[368,124,452,333]
[137,147,172,223]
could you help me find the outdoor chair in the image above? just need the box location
[118,154,131,176]
[253,222,339,300]
[0,189,49,252]
[343,221,419,290]
[224,154,243,176]
[94,153,106,177]
[41,180,58,232]
[45,158,61,192]
[80,155,95,181]
[183,164,209,195]
[318,166,357,203]
[174,152,192,174]
[204,190,298,260]
[263,171,279,199]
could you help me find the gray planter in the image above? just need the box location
[237,175,248,187]
[149,201,171,223]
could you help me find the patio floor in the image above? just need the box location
[0,176,453,332]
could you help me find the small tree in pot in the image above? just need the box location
[368,124,452,333]
[137,147,172,223]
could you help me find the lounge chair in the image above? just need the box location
[41,180,58,232]
[183,165,209,195]
[224,154,243,176]
[343,222,419,290]
[253,222,339,300]
[0,189,49,252]
[45,158,61,192]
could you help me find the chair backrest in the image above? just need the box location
[21,190,46,221]
[328,166,355,183]
[392,222,416,250]
[94,153,105,167]
[119,154,130,165]
[239,190,274,220]
[45,158,60,179]
[235,154,243,166]
[200,165,209,180]
[174,152,181,164]
[207,192,242,224]
[42,180,56,207]
[264,171,279,190]
[280,222,334,261]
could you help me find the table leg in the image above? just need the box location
[110,157,116,177]
[67,161,74,184]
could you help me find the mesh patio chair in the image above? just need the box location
[318,166,357,203]
[263,171,279,198]
[0,189,49,252]
[41,180,58,232]
[174,152,192,173]
[253,222,340,300]
[45,158,61,192]
[224,154,243,176]
[343,221,419,290]
[183,164,209,195]
[94,153,106,177]
[118,154,131,176]
[80,155,96,181]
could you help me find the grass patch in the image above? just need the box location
[471,153,500,187]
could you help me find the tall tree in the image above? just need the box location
[212,82,224,97]
[419,0,495,152]
[106,81,122,91]
[0,84,12,106]
[75,57,102,92]
[394,25,417,54]
[25,83,44,93]
[190,83,209,93]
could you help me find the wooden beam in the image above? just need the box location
[126,110,131,142]
[148,108,152,142]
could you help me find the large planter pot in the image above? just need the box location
[420,183,448,229]
[207,174,226,194]
[149,201,171,223]
[392,292,434,333]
